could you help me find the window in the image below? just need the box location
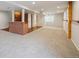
[44,15,54,25]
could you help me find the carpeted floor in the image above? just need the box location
[0,27,79,58]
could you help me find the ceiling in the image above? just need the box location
[0,1,21,11]
[0,1,68,14]
[12,1,68,14]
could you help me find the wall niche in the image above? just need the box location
[15,11,21,21]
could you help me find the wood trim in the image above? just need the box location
[68,1,72,39]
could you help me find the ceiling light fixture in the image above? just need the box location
[41,9,44,11]
[32,2,36,5]
[57,6,60,8]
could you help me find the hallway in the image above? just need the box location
[0,27,79,58]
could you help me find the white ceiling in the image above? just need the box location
[0,1,21,11]
[12,1,68,14]
[0,1,68,14]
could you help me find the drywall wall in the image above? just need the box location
[32,13,37,27]
[72,2,79,21]
[63,9,68,33]
[63,21,68,33]
[28,13,44,28]
[53,13,63,28]
[72,23,79,50]
[37,13,44,26]
[0,11,11,29]
[72,1,79,50]
[44,13,64,28]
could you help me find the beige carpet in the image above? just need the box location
[0,27,79,58]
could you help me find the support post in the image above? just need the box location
[68,1,72,39]
[12,10,15,22]
[22,9,25,22]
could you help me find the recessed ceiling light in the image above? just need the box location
[57,6,60,8]
[41,9,44,11]
[32,2,36,5]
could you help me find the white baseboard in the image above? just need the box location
[63,29,79,51]
[71,39,79,51]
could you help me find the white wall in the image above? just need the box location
[72,2,79,21]
[53,13,63,28]
[63,9,68,33]
[28,13,44,28]
[72,1,79,50]
[44,13,64,28]
[0,11,11,29]
[37,13,44,26]
[63,21,68,33]
[32,13,37,27]
[72,23,79,50]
